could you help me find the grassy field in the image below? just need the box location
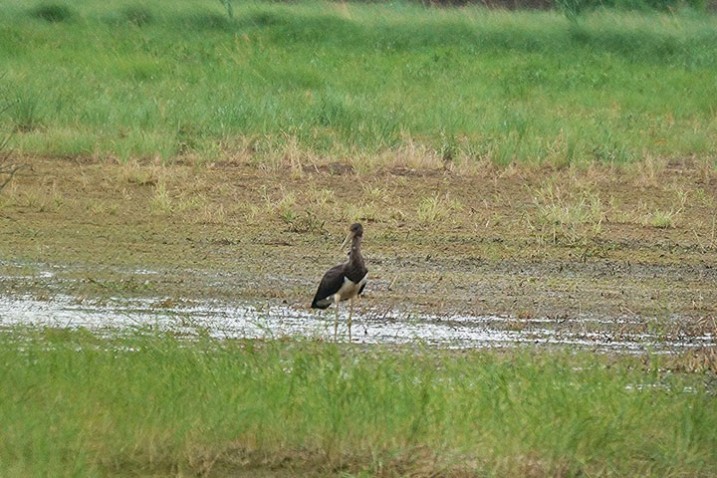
[1,0,717,167]
[0,328,715,477]
[2,2,717,477]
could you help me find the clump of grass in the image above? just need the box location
[8,89,43,133]
[416,194,463,225]
[631,154,668,187]
[0,329,715,477]
[30,3,74,23]
[185,11,231,31]
[220,0,234,20]
[642,189,687,229]
[530,184,605,244]
[343,202,383,224]
[274,191,297,224]
[194,201,227,225]
[281,134,316,178]
[645,209,677,228]
[417,196,445,224]
[260,186,325,231]
[306,188,335,206]
[286,210,326,233]
[0,145,20,198]
[150,180,173,214]
[119,162,159,187]
[3,179,63,213]
[120,5,154,27]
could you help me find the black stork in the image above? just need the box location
[311,223,368,340]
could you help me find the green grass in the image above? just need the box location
[1,0,716,166]
[0,328,715,477]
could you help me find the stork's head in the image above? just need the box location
[342,223,363,250]
[349,223,363,237]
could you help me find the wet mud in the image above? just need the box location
[1,288,714,352]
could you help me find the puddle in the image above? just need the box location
[0,293,713,352]
[0,261,713,352]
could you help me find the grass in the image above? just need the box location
[530,184,605,243]
[1,0,716,167]
[417,194,463,225]
[0,328,715,477]
[2,3,717,476]
[645,208,678,228]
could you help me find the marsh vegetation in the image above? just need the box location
[1,330,716,477]
[2,0,716,168]
[1,1,716,476]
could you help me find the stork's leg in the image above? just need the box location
[334,303,339,340]
[348,297,354,342]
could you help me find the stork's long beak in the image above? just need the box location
[340,231,352,250]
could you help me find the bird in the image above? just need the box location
[311,223,368,341]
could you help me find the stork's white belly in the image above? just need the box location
[333,274,367,302]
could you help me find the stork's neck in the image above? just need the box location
[348,236,363,263]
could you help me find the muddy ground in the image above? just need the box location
[1,156,716,348]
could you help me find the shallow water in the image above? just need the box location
[0,292,713,352]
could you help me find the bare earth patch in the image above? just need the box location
[0,156,716,348]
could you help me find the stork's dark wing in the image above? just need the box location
[311,264,345,309]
